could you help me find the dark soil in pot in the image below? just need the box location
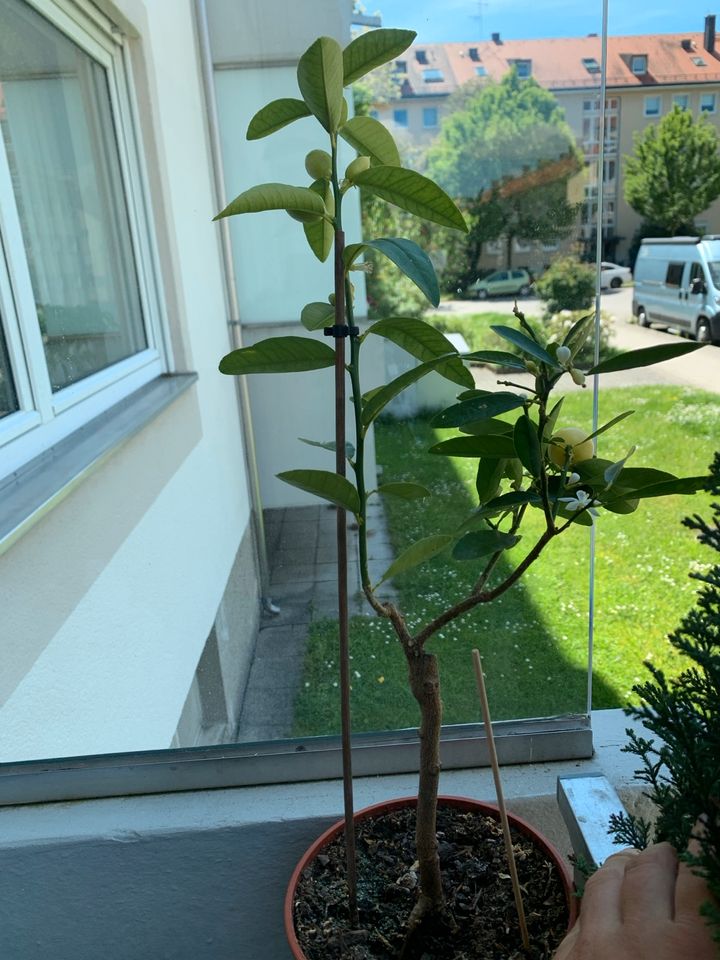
[292,800,572,960]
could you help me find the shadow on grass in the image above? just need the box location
[293,415,617,738]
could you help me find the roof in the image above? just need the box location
[393,32,720,97]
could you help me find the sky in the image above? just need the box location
[365,1,720,44]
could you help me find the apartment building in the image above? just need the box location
[373,16,720,264]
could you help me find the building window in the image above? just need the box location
[423,107,438,128]
[469,47,480,62]
[475,65,487,77]
[393,108,408,127]
[700,93,717,113]
[631,54,648,74]
[644,95,661,117]
[513,59,532,78]
[415,49,428,64]
[691,56,707,67]
[394,60,407,74]
[582,57,601,74]
[422,68,444,83]
[0,0,165,477]
[673,94,690,110]
[604,159,616,182]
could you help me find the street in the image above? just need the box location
[431,285,720,394]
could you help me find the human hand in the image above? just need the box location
[553,842,716,959]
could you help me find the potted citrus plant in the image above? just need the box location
[214,27,707,959]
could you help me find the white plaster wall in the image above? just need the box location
[0,0,254,760]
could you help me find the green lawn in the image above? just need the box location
[292,385,717,737]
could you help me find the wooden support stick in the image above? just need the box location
[472,649,530,951]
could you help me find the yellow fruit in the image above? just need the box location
[344,155,371,180]
[304,149,332,180]
[548,426,593,467]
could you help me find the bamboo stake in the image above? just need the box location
[472,649,530,951]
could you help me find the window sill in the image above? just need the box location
[0,373,198,557]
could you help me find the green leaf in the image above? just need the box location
[432,392,527,428]
[377,534,452,585]
[582,410,635,444]
[588,341,706,374]
[573,458,614,486]
[562,312,595,358]
[363,238,440,306]
[605,475,708,503]
[513,413,542,478]
[603,496,639,515]
[613,467,677,488]
[298,437,355,459]
[246,98,312,140]
[452,529,520,561]
[277,469,360,513]
[361,354,457,427]
[214,183,326,221]
[545,397,564,440]
[301,301,335,332]
[353,166,468,231]
[490,326,557,366]
[376,482,431,500]
[219,336,335,374]
[303,180,334,262]
[557,504,594,526]
[604,446,636,489]
[475,458,506,504]
[463,350,527,371]
[460,418,514,437]
[366,317,472,388]
[339,116,401,166]
[297,37,344,133]
[342,28,416,85]
[429,435,516,458]
[457,490,541,532]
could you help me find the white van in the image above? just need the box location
[632,237,720,344]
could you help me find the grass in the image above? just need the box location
[292,385,717,737]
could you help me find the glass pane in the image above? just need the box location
[0,0,146,392]
[0,318,18,419]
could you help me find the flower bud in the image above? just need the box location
[345,155,371,181]
[556,345,571,365]
[305,149,332,180]
[570,367,586,387]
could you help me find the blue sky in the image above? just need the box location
[368,1,719,44]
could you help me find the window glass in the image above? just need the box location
[700,93,716,113]
[0,0,147,393]
[644,95,661,116]
[673,94,689,110]
[0,320,18,419]
[666,262,684,286]
[422,106,438,127]
[393,108,408,126]
[631,54,647,74]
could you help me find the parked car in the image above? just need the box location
[466,268,533,299]
[600,261,632,288]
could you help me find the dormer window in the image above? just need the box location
[631,54,648,74]
[512,59,532,78]
[469,47,480,62]
[692,56,708,67]
[582,57,601,74]
[423,68,444,83]
[415,49,428,64]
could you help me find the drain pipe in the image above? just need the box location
[194,0,278,615]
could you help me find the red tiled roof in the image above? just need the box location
[398,33,720,96]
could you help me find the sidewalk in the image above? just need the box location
[235,501,396,742]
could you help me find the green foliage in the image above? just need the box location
[361,196,431,317]
[542,310,613,369]
[535,257,595,313]
[610,452,720,942]
[624,106,720,234]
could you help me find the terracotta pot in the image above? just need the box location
[285,794,577,959]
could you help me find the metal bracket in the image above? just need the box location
[557,773,628,887]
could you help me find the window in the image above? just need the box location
[394,60,407,73]
[666,262,684,287]
[691,56,707,67]
[485,239,502,255]
[0,0,165,478]
[415,49,428,64]
[422,68,444,82]
[513,59,532,78]
[644,95,661,117]
[468,47,480,62]
[475,65,487,77]
[423,107,438,128]
[582,57,601,74]
[673,94,689,110]
[583,98,599,112]
[700,93,716,113]
[631,54,648,74]
[393,108,408,127]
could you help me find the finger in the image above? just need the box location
[675,857,713,923]
[580,849,639,929]
[551,920,580,960]
[620,842,678,923]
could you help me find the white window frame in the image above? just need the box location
[700,93,717,114]
[0,0,169,480]
[631,54,648,75]
[673,94,690,110]
[644,95,661,117]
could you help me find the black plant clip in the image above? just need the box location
[324,325,359,338]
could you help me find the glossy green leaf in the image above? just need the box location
[588,341,705,374]
[545,397,564,441]
[429,435,516,458]
[277,469,360,513]
[214,183,326,221]
[562,312,595,358]
[361,354,457,427]
[343,28,416,85]
[452,529,520,561]
[246,98,312,140]
[366,317,472,388]
[297,37,344,133]
[513,413,542,478]
[432,392,527,428]
[298,437,355,459]
[605,475,708,503]
[613,467,677,488]
[376,482,431,500]
[377,534,452,585]
[457,490,542,532]
[339,116,401,166]
[603,496,639,515]
[463,350,527,371]
[303,179,334,261]
[460,418,514,437]
[353,166,468,231]
[557,504,593,526]
[475,458,506,504]
[301,301,335,331]
[573,458,614,486]
[365,238,440,306]
[582,410,635,444]
[490,325,557,366]
[219,336,335,375]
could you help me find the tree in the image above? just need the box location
[624,106,720,235]
[426,70,582,273]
